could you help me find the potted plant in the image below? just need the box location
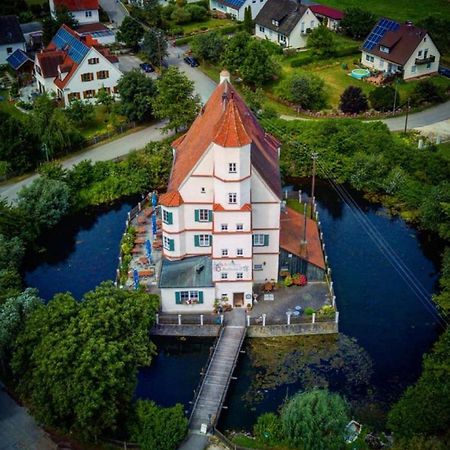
[246,303,252,312]
[284,275,293,287]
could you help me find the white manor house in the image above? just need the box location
[158,71,325,313]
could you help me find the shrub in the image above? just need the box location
[411,79,446,106]
[277,73,327,110]
[305,307,315,316]
[369,85,398,112]
[284,275,293,287]
[290,55,315,67]
[340,86,369,114]
[307,25,337,57]
[185,4,207,22]
[254,413,283,446]
[171,7,191,24]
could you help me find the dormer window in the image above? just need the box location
[272,19,279,26]
[380,45,389,53]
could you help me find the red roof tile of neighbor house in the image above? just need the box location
[367,22,428,66]
[97,47,119,63]
[53,0,99,11]
[280,207,325,270]
[76,22,109,33]
[309,5,344,21]
[169,81,281,198]
[159,191,184,207]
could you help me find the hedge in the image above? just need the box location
[290,46,360,67]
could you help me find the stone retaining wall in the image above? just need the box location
[151,324,221,337]
[247,321,338,337]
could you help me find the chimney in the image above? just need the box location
[220,69,230,84]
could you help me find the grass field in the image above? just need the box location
[0,90,26,120]
[179,18,235,34]
[319,0,450,22]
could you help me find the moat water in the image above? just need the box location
[24,184,442,430]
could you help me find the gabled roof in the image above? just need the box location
[53,0,99,11]
[280,207,325,270]
[169,80,281,199]
[309,4,344,21]
[363,19,431,66]
[255,0,310,36]
[36,50,66,78]
[7,49,32,70]
[20,21,43,35]
[0,15,25,45]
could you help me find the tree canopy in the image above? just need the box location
[340,7,377,39]
[240,40,278,86]
[117,16,144,50]
[307,25,337,57]
[277,74,327,111]
[191,31,224,63]
[142,28,169,67]
[11,282,159,439]
[339,86,369,114]
[152,67,201,132]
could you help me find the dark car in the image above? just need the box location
[140,63,154,73]
[438,66,450,78]
[184,56,199,67]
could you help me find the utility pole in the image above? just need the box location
[310,152,318,219]
[404,97,411,134]
[392,78,398,114]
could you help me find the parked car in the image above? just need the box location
[184,56,199,67]
[140,63,154,73]
[438,66,450,78]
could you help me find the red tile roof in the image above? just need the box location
[36,50,66,78]
[169,81,281,198]
[159,191,184,207]
[280,207,325,270]
[310,5,344,20]
[53,0,99,11]
[76,22,108,33]
[366,22,428,66]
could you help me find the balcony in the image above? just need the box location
[415,55,435,65]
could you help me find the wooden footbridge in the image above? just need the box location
[179,310,246,450]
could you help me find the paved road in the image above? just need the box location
[0,385,56,450]
[0,123,168,202]
[99,0,128,27]
[382,100,450,131]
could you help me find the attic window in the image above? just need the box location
[272,19,279,26]
[380,45,390,53]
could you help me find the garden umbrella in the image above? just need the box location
[145,239,152,260]
[133,269,139,289]
[152,213,157,235]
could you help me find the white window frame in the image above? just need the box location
[259,26,265,32]
[199,209,209,222]
[236,223,243,231]
[163,209,171,223]
[228,193,237,204]
[253,234,265,246]
[237,248,243,256]
[198,234,211,247]
[222,249,228,256]
[221,272,228,279]
[86,10,92,17]
[237,273,243,279]
[229,162,237,173]
[221,224,228,231]
[201,187,206,193]
[411,65,417,73]
[180,291,198,302]
[163,236,171,250]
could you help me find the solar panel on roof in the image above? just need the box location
[7,49,30,70]
[52,27,89,64]
[362,18,400,51]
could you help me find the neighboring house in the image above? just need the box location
[49,0,100,25]
[7,49,34,85]
[309,4,343,30]
[361,18,440,80]
[0,15,26,65]
[254,0,320,48]
[34,25,121,105]
[76,23,115,45]
[20,21,44,51]
[209,0,268,21]
[158,70,325,313]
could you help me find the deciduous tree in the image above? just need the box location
[117,70,156,122]
[369,85,398,112]
[240,40,278,86]
[117,16,144,50]
[142,28,169,67]
[152,67,201,132]
[340,7,377,39]
[221,31,250,73]
[277,74,327,110]
[191,31,224,62]
[307,24,337,57]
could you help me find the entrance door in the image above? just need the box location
[233,292,244,307]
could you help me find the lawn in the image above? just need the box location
[0,90,26,120]
[319,0,450,22]
[437,141,450,160]
[77,105,128,139]
[178,17,235,34]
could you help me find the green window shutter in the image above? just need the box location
[167,211,173,225]
[208,235,212,246]
[169,239,175,251]
[194,209,199,222]
[198,291,204,304]
[252,235,256,246]
[194,235,200,247]
[264,234,269,246]
[208,210,213,222]
[175,292,181,304]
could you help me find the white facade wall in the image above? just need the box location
[253,254,278,282]
[1,42,25,65]
[60,48,122,104]
[255,8,319,49]
[403,34,440,80]
[49,1,99,24]
[361,50,401,73]
[160,287,216,313]
[214,281,253,306]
